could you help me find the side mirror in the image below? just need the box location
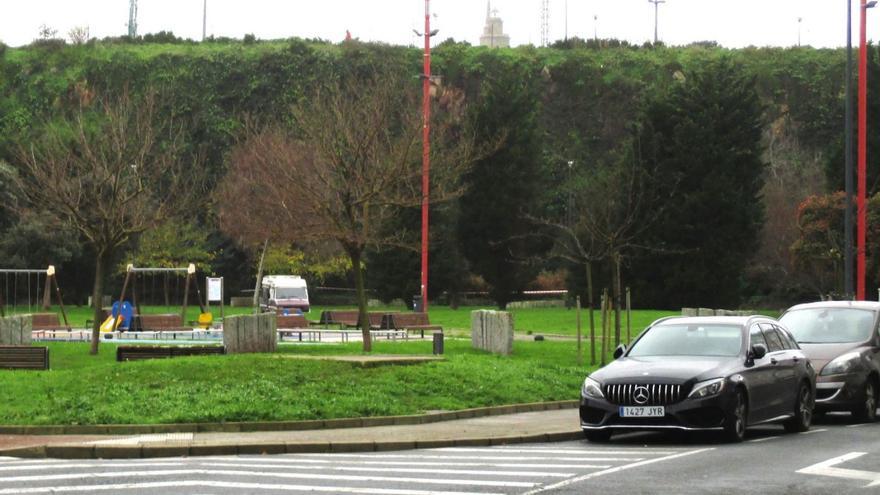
[749,344,767,360]
[613,344,627,360]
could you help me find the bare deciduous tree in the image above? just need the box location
[219,70,477,352]
[13,89,204,355]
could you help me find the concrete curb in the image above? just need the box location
[0,400,579,436]
[0,431,585,460]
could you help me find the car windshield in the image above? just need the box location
[276,287,307,299]
[627,323,743,357]
[780,308,876,344]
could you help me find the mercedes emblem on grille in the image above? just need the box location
[633,385,650,405]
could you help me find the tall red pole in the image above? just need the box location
[420,0,432,313]
[858,0,868,301]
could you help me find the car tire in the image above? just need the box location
[583,430,612,443]
[851,379,878,423]
[723,388,748,443]
[783,383,813,433]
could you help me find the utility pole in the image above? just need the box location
[593,14,598,41]
[202,0,207,41]
[541,0,550,46]
[857,0,876,300]
[649,0,666,44]
[564,0,569,41]
[128,0,138,38]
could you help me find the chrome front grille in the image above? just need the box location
[603,383,683,406]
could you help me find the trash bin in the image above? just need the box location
[433,332,444,355]
[412,295,423,312]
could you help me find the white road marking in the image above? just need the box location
[746,436,780,443]
[213,458,613,469]
[519,447,715,495]
[800,429,828,435]
[298,454,644,461]
[0,462,179,472]
[797,452,880,487]
[0,468,538,488]
[846,423,867,428]
[200,461,574,477]
[434,447,678,455]
[0,480,503,495]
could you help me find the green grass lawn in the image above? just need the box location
[0,339,593,426]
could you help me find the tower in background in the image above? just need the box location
[479,2,510,48]
[540,0,550,46]
[128,0,138,38]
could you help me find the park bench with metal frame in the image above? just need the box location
[0,345,49,370]
[132,314,190,332]
[116,345,226,361]
[383,312,443,338]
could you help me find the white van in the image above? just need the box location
[260,275,310,313]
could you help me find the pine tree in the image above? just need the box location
[631,58,766,308]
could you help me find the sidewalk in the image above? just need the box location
[0,407,583,460]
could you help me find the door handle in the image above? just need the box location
[792,356,800,363]
[770,357,778,365]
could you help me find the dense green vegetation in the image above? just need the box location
[0,339,587,425]
[0,36,866,313]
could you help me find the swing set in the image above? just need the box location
[0,265,71,330]
[102,263,212,332]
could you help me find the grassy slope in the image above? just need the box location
[0,339,588,426]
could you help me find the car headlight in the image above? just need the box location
[820,352,862,376]
[582,377,604,399]
[688,378,725,399]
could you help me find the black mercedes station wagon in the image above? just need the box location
[580,316,816,442]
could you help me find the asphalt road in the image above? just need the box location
[0,414,877,495]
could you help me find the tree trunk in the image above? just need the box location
[350,248,372,352]
[586,261,596,366]
[89,250,107,356]
[613,252,621,347]
[253,239,269,314]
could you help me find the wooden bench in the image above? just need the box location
[0,346,49,370]
[116,345,226,362]
[277,314,310,329]
[318,311,393,329]
[384,312,443,338]
[31,313,70,331]
[133,314,190,332]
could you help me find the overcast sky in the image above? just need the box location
[0,1,876,49]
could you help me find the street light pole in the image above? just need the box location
[420,0,432,314]
[846,0,855,299]
[649,0,666,44]
[857,0,875,300]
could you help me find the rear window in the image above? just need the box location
[780,308,876,344]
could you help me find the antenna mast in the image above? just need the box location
[541,0,550,46]
[128,0,138,38]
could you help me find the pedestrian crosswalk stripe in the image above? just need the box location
[211,458,613,469]
[0,480,505,495]
[435,447,680,455]
[0,462,179,472]
[201,461,575,477]
[0,468,539,488]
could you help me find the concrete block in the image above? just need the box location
[94,446,142,459]
[681,308,697,316]
[237,443,287,455]
[45,445,95,459]
[697,308,715,316]
[189,444,238,456]
[374,441,416,452]
[141,445,190,458]
[470,310,514,356]
[286,442,331,454]
[330,442,375,453]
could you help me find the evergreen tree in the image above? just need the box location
[630,58,766,308]
[457,54,548,308]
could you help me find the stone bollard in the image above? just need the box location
[471,310,514,356]
[223,313,277,353]
[0,315,33,345]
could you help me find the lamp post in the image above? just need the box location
[846,0,855,298]
[414,1,438,313]
[857,0,876,300]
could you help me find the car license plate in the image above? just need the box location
[619,406,665,417]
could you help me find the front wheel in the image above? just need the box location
[723,389,748,442]
[851,379,878,423]
[583,430,612,443]
[783,383,813,433]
